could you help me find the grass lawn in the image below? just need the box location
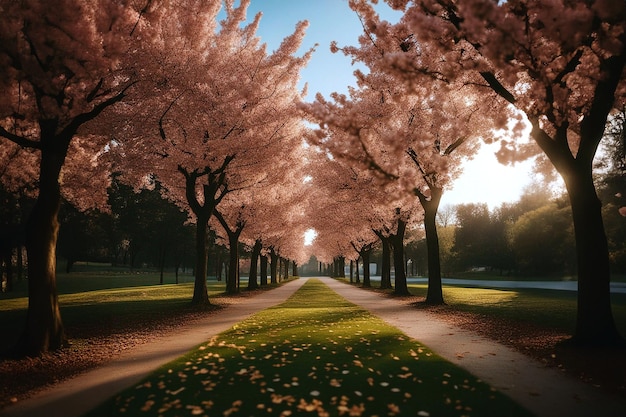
[85,279,533,417]
[406,283,626,337]
[0,271,227,353]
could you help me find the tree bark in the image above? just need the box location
[248,239,261,290]
[376,233,392,289]
[562,166,622,345]
[260,254,268,286]
[283,258,289,281]
[226,233,240,294]
[270,249,278,284]
[19,131,68,355]
[2,249,13,292]
[292,261,298,277]
[362,248,371,287]
[214,211,243,295]
[391,219,409,295]
[349,260,354,283]
[420,187,445,304]
[192,216,210,304]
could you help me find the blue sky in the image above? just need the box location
[245,0,402,99]
[235,0,536,209]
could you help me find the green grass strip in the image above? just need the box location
[85,279,533,417]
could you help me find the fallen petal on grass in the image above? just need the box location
[84,279,534,417]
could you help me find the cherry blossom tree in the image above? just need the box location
[300,1,498,303]
[236,147,312,289]
[112,0,313,304]
[384,0,625,345]
[0,0,151,355]
[303,149,412,290]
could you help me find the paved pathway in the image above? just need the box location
[319,277,626,417]
[0,279,308,417]
[2,277,625,417]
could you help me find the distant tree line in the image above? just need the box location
[0,175,225,289]
[405,148,626,278]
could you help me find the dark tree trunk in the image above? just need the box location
[349,260,354,283]
[355,257,361,284]
[260,254,268,286]
[292,261,298,277]
[19,131,68,355]
[362,249,371,288]
[226,233,239,294]
[215,250,223,281]
[563,165,621,345]
[377,235,392,290]
[248,239,262,290]
[270,249,278,284]
[339,256,346,278]
[391,219,409,295]
[420,187,444,305]
[283,258,289,281]
[192,216,210,304]
[179,156,234,304]
[213,210,244,295]
[2,249,14,292]
[478,38,626,345]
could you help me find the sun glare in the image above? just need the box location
[304,228,317,246]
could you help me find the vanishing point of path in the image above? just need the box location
[1,277,625,417]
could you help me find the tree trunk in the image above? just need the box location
[391,219,409,295]
[260,254,268,286]
[215,250,223,281]
[380,237,392,289]
[226,232,239,294]
[355,257,360,284]
[362,249,371,288]
[292,261,298,277]
[248,239,261,290]
[283,258,289,281]
[349,260,354,283]
[270,249,278,284]
[421,188,444,304]
[20,137,68,355]
[563,167,622,345]
[192,217,210,304]
[2,250,13,292]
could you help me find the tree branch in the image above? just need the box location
[0,126,41,149]
[63,81,138,139]
[443,135,467,155]
[479,71,516,105]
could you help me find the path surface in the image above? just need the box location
[319,277,626,417]
[0,279,308,417]
[2,277,625,417]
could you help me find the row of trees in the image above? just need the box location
[299,0,625,347]
[0,0,314,356]
[1,0,625,356]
